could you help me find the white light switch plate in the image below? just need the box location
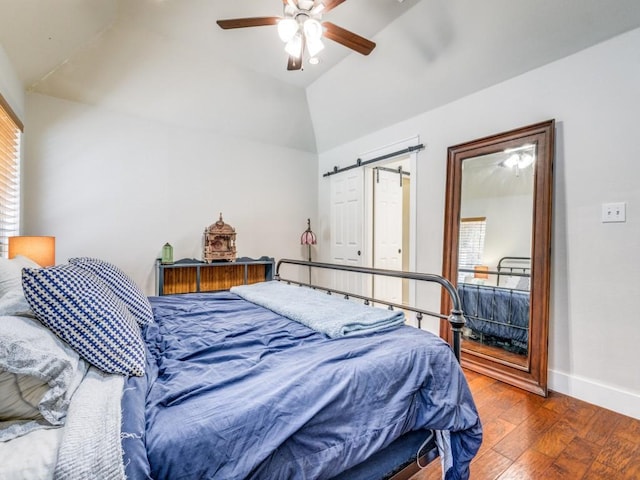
[602,202,626,223]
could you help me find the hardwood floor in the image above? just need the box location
[410,369,640,479]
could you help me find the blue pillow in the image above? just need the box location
[68,257,154,325]
[22,265,145,377]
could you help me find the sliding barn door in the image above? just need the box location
[373,168,403,304]
[330,169,364,294]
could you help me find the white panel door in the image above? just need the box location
[330,169,364,294]
[373,169,403,304]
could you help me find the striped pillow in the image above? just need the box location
[68,257,154,325]
[22,265,145,377]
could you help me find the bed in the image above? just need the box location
[458,256,531,353]
[0,256,482,480]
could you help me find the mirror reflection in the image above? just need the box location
[457,145,536,366]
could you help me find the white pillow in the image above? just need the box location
[516,276,531,291]
[0,314,88,441]
[501,276,520,289]
[0,255,41,316]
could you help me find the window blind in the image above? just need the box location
[0,94,22,258]
[458,217,486,282]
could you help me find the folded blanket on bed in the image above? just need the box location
[231,281,405,338]
[54,367,125,480]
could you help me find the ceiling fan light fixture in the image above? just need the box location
[307,37,324,57]
[298,0,315,10]
[303,18,323,41]
[503,154,519,169]
[311,2,325,15]
[278,18,299,42]
[502,152,535,170]
[519,153,535,168]
[285,33,304,58]
[216,0,376,71]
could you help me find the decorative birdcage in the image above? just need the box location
[203,213,237,262]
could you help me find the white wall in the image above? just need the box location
[461,194,533,272]
[24,93,318,295]
[318,28,640,419]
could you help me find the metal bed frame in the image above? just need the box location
[275,258,466,361]
[275,259,468,480]
[496,256,531,287]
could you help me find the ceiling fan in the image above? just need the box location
[216,0,376,71]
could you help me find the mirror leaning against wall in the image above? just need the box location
[440,120,554,396]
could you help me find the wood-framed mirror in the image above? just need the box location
[440,120,554,396]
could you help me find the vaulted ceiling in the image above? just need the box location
[2,0,640,153]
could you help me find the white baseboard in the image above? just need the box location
[549,369,640,420]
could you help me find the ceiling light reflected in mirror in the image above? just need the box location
[501,144,536,174]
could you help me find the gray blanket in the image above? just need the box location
[231,281,405,338]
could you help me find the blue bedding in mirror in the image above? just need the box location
[458,283,529,347]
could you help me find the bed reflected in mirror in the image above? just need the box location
[441,120,554,396]
[457,147,535,367]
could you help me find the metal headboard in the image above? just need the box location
[275,259,466,361]
[496,256,531,286]
[458,256,531,287]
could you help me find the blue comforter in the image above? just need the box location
[121,292,481,480]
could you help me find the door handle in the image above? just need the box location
[357,250,361,256]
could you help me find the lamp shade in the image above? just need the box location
[300,230,317,245]
[300,219,317,245]
[8,236,56,267]
[474,265,489,279]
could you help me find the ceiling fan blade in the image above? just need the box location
[287,55,303,71]
[216,17,280,29]
[322,22,376,55]
[322,0,347,13]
